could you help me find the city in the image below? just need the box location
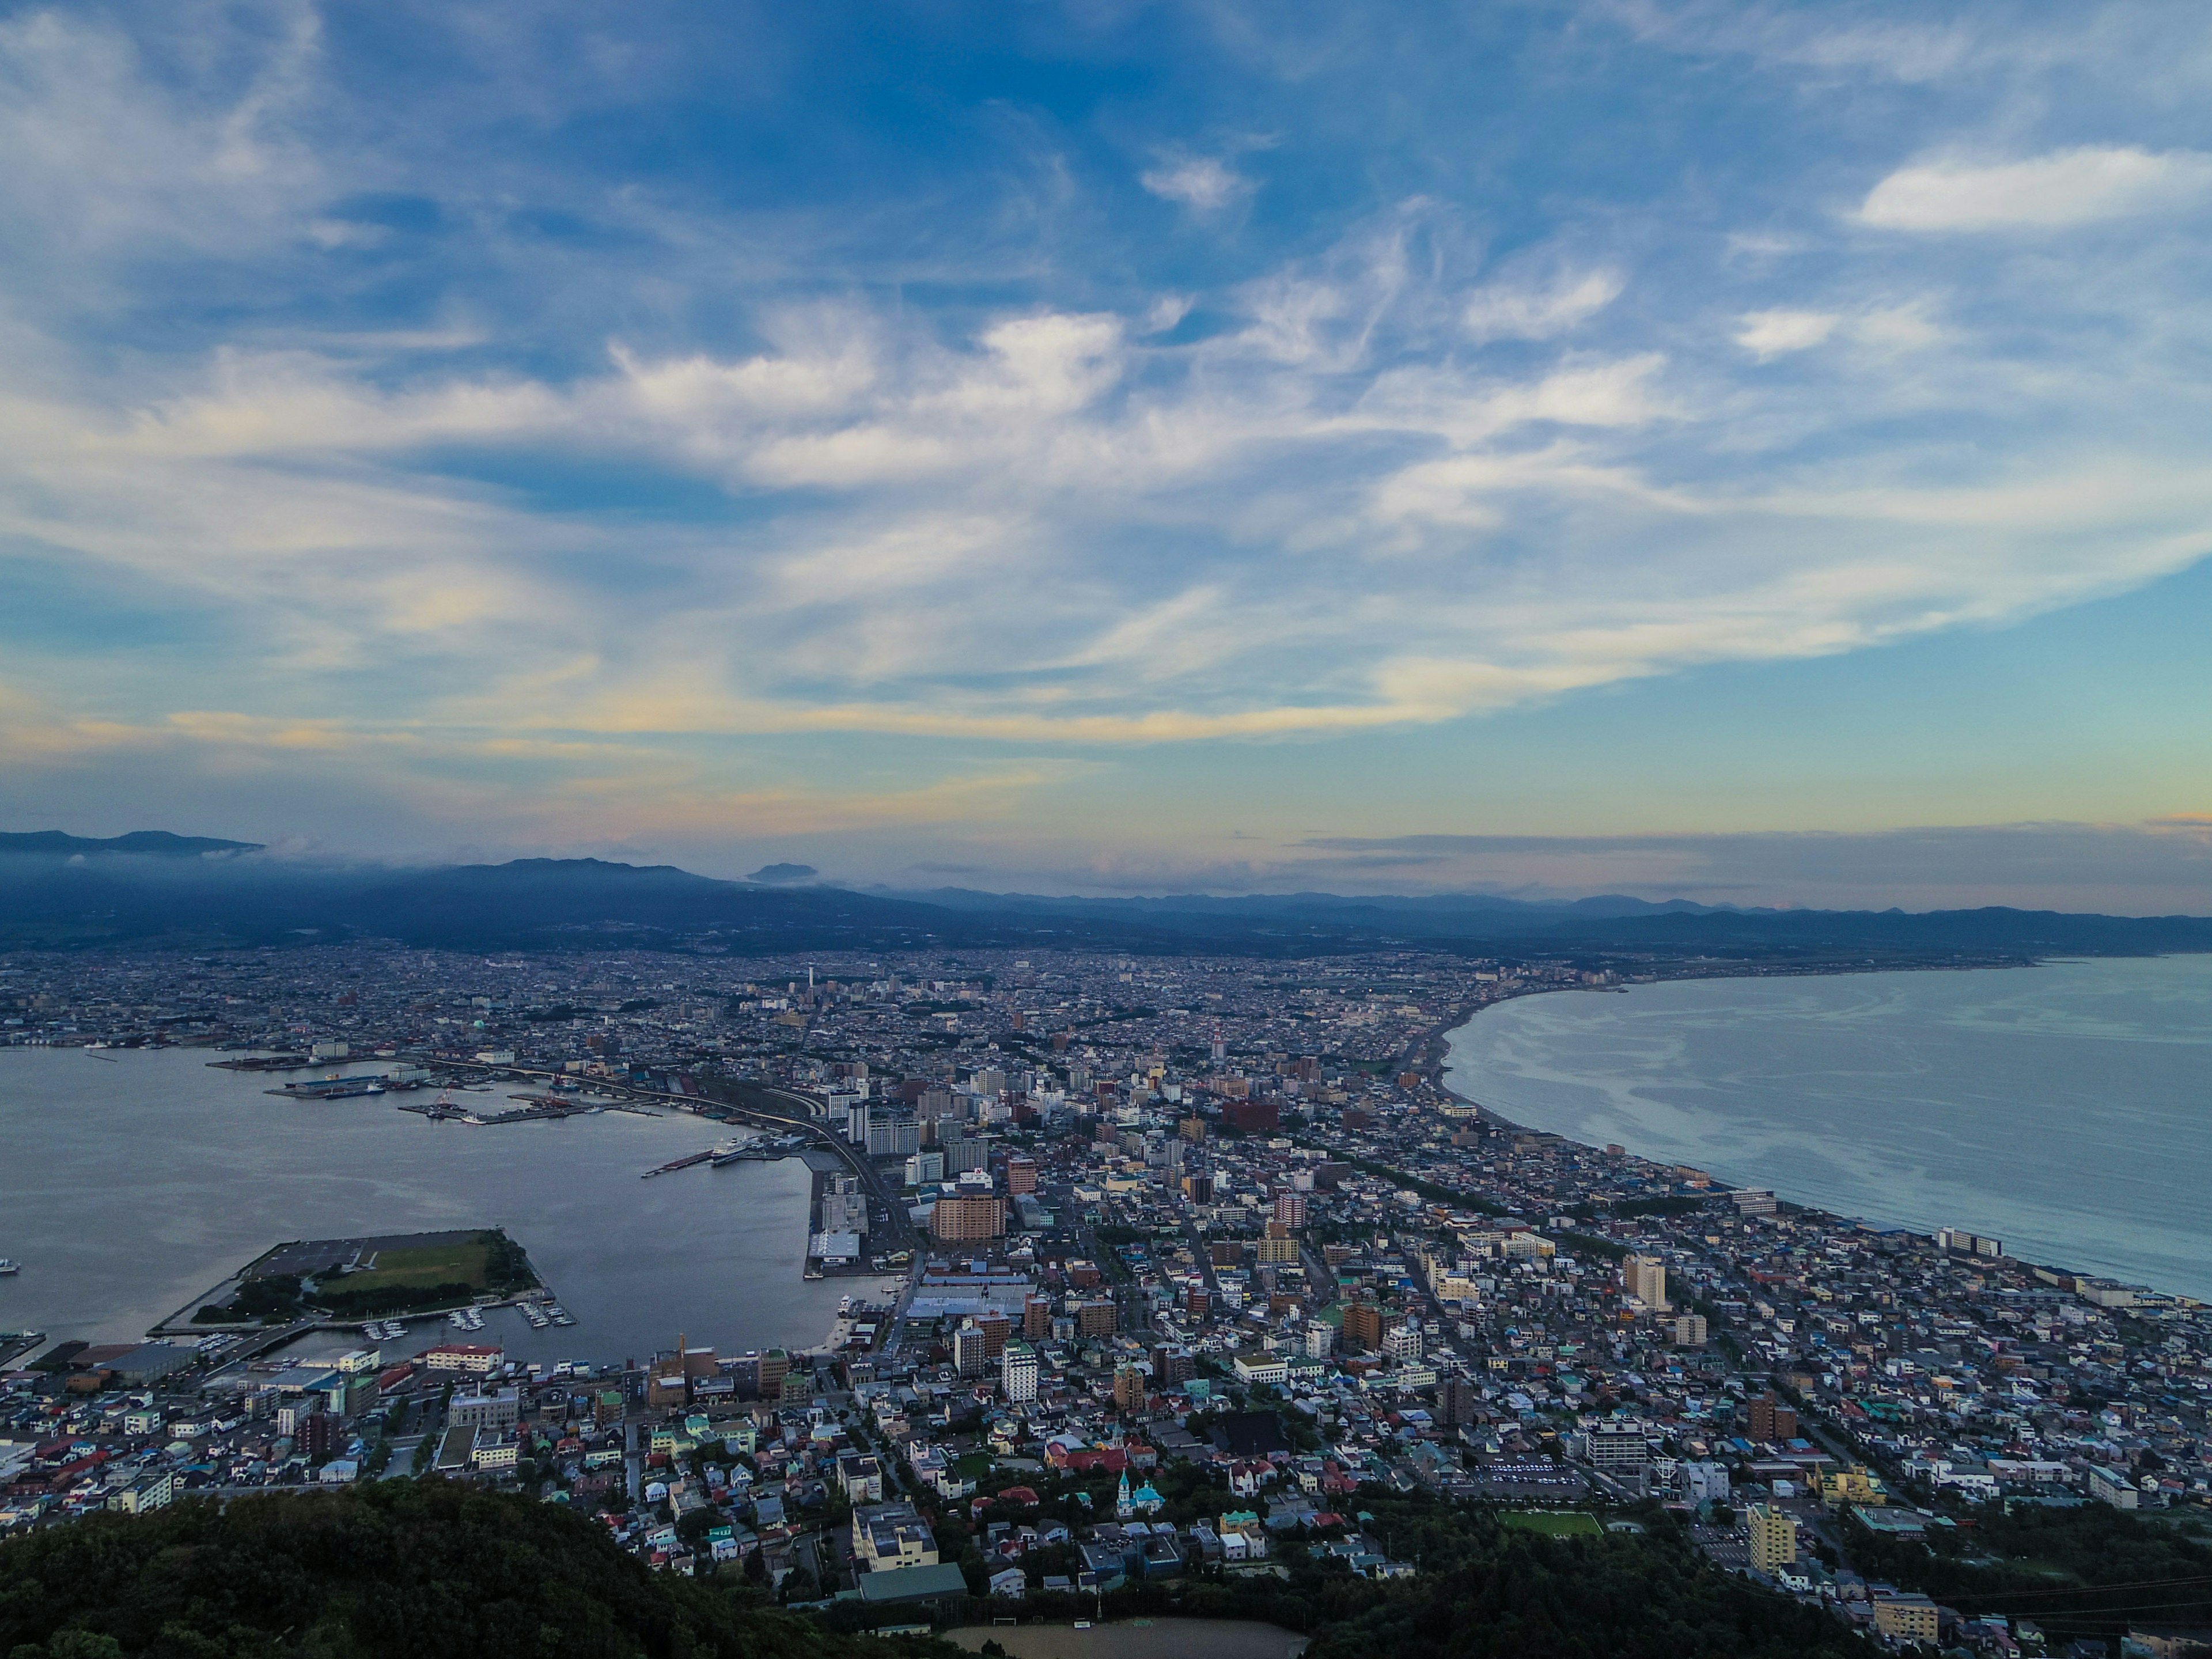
[6,944,2208,1654]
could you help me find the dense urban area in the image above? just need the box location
[7,943,2212,1659]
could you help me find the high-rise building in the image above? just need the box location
[1342,1302,1388,1352]
[1023,1295,1053,1339]
[1272,1191,1309,1229]
[1624,1254,1669,1312]
[1257,1235,1298,1264]
[1437,1374,1480,1426]
[1002,1342,1039,1403]
[1748,1504,1796,1574]
[1304,1321,1336,1359]
[952,1320,987,1377]
[1748,1395,1797,1443]
[1006,1156,1038,1194]
[1382,1322,1423,1363]
[1113,1364,1145,1411]
[930,1194,1005,1241]
[1150,1344,1195,1385]
[757,1348,791,1400]
[1074,1298,1118,1338]
[1672,1313,1709,1347]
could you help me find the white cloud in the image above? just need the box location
[1463,268,1624,342]
[1858,146,2212,231]
[1140,154,1252,213]
[1737,309,1841,359]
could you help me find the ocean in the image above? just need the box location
[0,1047,849,1360]
[1442,954,2212,1301]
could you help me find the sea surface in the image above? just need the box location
[0,1047,849,1361]
[1443,955,2212,1302]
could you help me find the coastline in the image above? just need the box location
[1414,958,2212,1308]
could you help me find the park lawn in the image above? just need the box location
[329,1237,494,1297]
[1501,1511,1604,1537]
[955,1452,995,1479]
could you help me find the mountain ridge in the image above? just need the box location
[2,832,2209,957]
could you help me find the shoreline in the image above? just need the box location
[1414,957,2210,1309]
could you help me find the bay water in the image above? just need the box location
[0,1047,847,1360]
[1443,955,2212,1301]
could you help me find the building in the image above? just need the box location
[1272,1191,1309,1229]
[1113,1364,1146,1411]
[1006,1156,1038,1195]
[1023,1295,1053,1339]
[107,1471,175,1514]
[1073,1298,1118,1338]
[1872,1594,1940,1643]
[1671,1313,1709,1346]
[757,1348,791,1400]
[1747,1503,1796,1575]
[853,1562,970,1609]
[1589,1422,1649,1474]
[1002,1342,1040,1404]
[1747,1395,1797,1444]
[1816,1465,1884,1508]
[423,1344,502,1374]
[952,1320,988,1378]
[1256,1234,1299,1264]
[1150,1344,1196,1385]
[852,1501,941,1571]
[1342,1302,1388,1352]
[1304,1321,1336,1360]
[931,1195,1005,1241]
[448,1387,520,1434]
[838,1453,886,1503]
[1678,1460,1731,1504]
[2088,1465,2140,1510]
[1436,1374,1481,1427]
[1624,1254,1669,1312]
[1382,1323,1423,1363]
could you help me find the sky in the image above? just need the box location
[2,0,2210,908]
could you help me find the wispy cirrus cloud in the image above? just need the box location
[1,0,2210,887]
[1858,146,2212,231]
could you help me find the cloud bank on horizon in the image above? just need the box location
[2,0,2210,906]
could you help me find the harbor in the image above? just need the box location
[0,1047,851,1361]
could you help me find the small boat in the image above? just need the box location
[0,1260,18,1277]
[547,1305,574,1327]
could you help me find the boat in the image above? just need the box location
[546,1305,574,1327]
[0,1260,18,1277]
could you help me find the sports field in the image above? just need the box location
[1500,1510,1603,1537]
[330,1237,495,1297]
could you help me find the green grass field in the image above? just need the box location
[329,1238,494,1297]
[1501,1511,1604,1537]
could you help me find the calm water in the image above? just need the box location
[0,1048,847,1359]
[1444,956,2212,1301]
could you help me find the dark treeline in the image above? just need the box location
[0,1481,953,1659]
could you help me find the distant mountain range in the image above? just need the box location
[3,830,2210,959]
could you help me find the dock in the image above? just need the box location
[641,1149,719,1178]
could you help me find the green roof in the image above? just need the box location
[855,1563,971,1605]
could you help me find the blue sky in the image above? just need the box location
[3,0,2210,907]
